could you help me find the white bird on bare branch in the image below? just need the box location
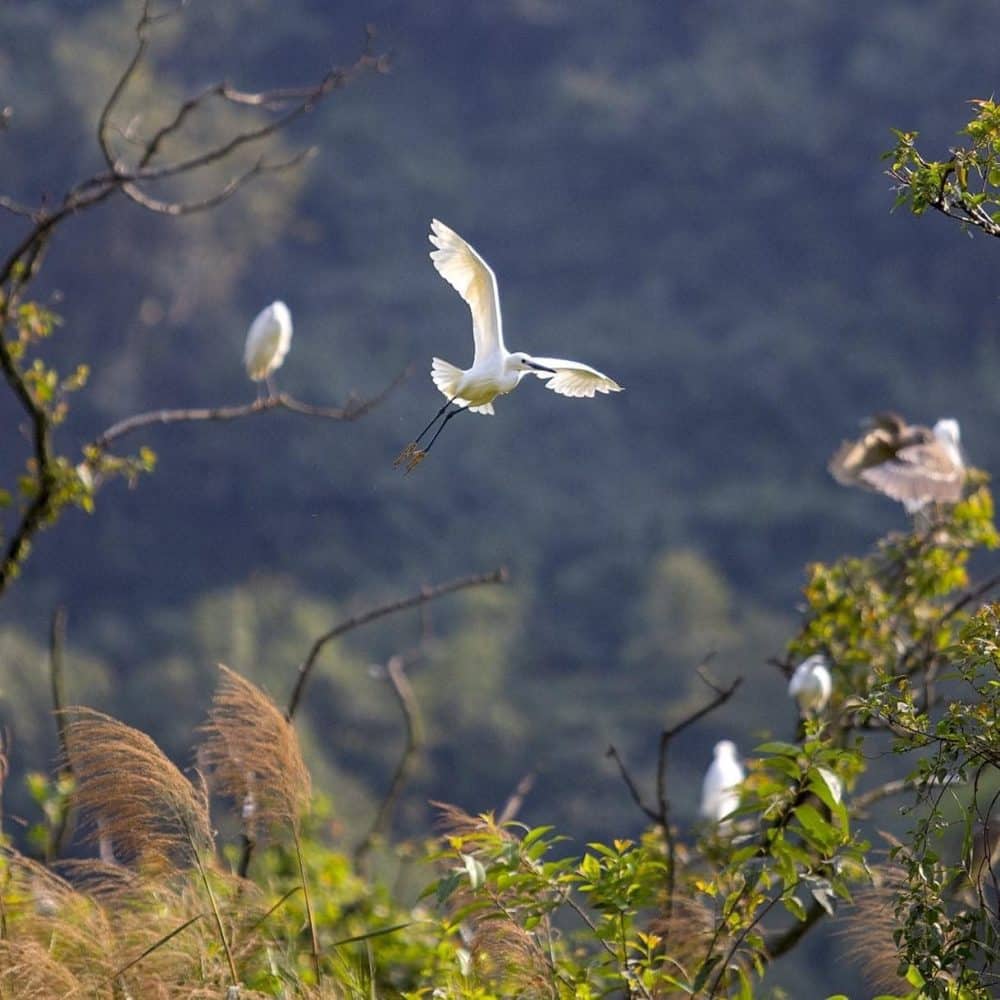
[395,220,622,471]
[244,300,293,398]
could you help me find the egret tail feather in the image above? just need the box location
[430,358,495,415]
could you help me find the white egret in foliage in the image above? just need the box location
[700,740,745,827]
[829,412,965,512]
[395,219,623,471]
[244,300,293,397]
[788,654,833,717]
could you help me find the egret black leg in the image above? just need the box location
[414,398,455,444]
[422,403,470,455]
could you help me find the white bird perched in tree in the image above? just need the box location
[700,740,745,827]
[395,219,623,471]
[788,654,833,717]
[244,300,293,397]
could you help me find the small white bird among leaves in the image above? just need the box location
[788,654,833,717]
[700,740,745,827]
[244,300,293,397]
[395,220,623,471]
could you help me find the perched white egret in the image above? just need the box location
[395,220,623,470]
[244,300,293,397]
[700,740,745,827]
[788,654,833,717]
[828,412,965,511]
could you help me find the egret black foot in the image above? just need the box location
[394,441,420,469]
[404,448,427,474]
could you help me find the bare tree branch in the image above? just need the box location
[607,658,742,944]
[120,149,316,216]
[355,653,424,863]
[91,371,409,455]
[97,0,155,171]
[0,4,386,600]
[285,568,508,721]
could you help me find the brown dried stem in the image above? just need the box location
[91,367,410,454]
[285,567,509,721]
[607,659,741,931]
[48,605,74,859]
[355,653,424,863]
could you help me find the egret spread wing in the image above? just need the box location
[859,443,964,504]
[525,357,623,398]
[429,220,504,364]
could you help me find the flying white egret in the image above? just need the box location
[395,219,623,471]
[828,412,965,511]
[700,740,745,827]
[244,300,293,398]
[788,654,833,717]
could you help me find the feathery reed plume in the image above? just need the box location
[199,664,317,981]
[199,665,311,833]
[470,918,558,998]
[1,852,115,991]
[0,939,83,997]
[63,707,212,871]
[648,894,716,972]
[433,801,514,844]
[836,864,908,994]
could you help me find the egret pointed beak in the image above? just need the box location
[525,360,557,374]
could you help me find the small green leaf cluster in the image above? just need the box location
[888,100,1000,235]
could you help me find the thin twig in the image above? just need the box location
[497,772,535,825]
[355,654,424,862]
[108,911,205,982]
[120,149,315,216]
[48,605,74,859]
[848,778,911,814]
[605,746,658,822]
[292,826,321,981]
[658,666,741,930]
[285,568,508,721]
[762,898,826,960]
[91,370,409,453]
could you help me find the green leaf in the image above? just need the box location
[755,740,802,756]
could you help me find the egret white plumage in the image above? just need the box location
[244,301,293,397]
[395,220,623,471]
[788,654,833,716]
[828,412,965,511]
[700,740,745,827]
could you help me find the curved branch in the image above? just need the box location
[355,653,424,862]
[120,148,315,216]
[91,370,409,453]
[285,567,508,721]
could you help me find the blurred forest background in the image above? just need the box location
[3,1,1000,992]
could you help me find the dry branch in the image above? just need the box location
[0,1,385,599]
[285,567,509,721]
[91,368,410,454]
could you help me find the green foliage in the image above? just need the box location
[889,99,1000,237]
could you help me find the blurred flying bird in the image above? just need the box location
[828,412,965,511]
[788,654,833,717]
[395,220,623,471]
[700,740,745,827]
[244,301,293,397]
